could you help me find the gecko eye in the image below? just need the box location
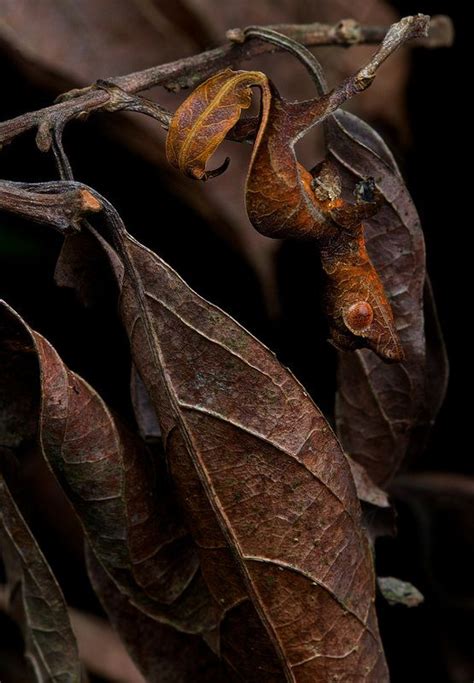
[344,301,374,332]
[354,177,376,203]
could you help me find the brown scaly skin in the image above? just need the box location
[245,81,404,362]
[319,218,403,361]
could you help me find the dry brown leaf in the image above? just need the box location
[167,69,265,180]
[0,471,82,682]
[328,111,446,485]
[0,299,216,636]
[0,176,391,678]
[58,186,390,681]
[86,550,225,683]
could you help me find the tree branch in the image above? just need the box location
[0,15,452,151]
[227,14,452,49]
[0,181,101,232]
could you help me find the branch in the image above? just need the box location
[0,15,452,151]
[227,14,452,49]
[0,15,434,222]
[0,181,101,232]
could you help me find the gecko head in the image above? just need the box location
[343,299,404,362]
[328,296,404,363]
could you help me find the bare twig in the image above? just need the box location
[0,181,101,232]
[239,15,430,133]
[0,13,430,228]
[0,15,452,152]
[240,14,430,100]
[228,14,452,49]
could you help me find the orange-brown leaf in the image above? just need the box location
[166,68,268,179]
[88,190,388,681]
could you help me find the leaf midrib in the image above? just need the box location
[116,233,296,681]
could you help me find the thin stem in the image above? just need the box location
[266,15,430,138]
[241,27,329,97]
[246,14,430,104]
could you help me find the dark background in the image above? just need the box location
[0,1,470,681]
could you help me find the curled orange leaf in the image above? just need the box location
[166,69,268,180]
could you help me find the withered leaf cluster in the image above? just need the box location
[0,9,453,683]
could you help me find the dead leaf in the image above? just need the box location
[346,458,395,545]
[329,110,427,485]
[348,458,389,508]
[0,299,215,635]
[0,471,82,682]
[167,69,266,180]
[360,503,397,545]
[51,228,118,309]
[68,188,390,681]
[86,549,224,683]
